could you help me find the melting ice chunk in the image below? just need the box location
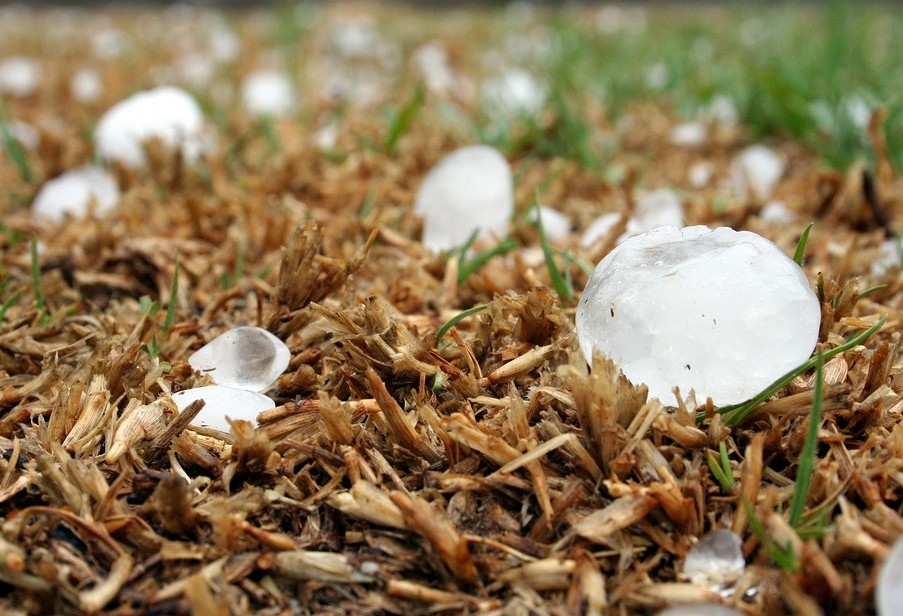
[657,605,741,616]
[682,530,745,588]
[242,70,295,117]
[94,86,208,167]
[188,326,291,392]
[731,145,784,201]
[576,226,821,405]
[414,145,513,253]
[172,385,274,432]
[32,166,120,223]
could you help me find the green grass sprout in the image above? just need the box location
[163,258,180,335]
[793,223,815,266]
[789,355,824,528]
[436,304,487,343]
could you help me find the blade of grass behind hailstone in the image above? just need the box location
[788,356,824,528]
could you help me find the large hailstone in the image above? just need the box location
[242,70,295,117]
[32,166,120,223]
[576,226,821,405]
[172,385,274,432]
[877,534,903,616]
[414,145,514,253]
[188,326,291,393]
[94,86,207,167]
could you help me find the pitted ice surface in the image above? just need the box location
[576,226,821,406]
[188,326,290,392]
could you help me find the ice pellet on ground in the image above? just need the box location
[759,201,795,225]
[481,68,547,116]
[657,605,742,616]
[576,226,821,405]
[71,68,102,103]
[172,385,274,432]
[530,205,572,241]
[688,161,714,188]
[242,70,295,117]
[94,86,207,167]
[682,530,745,587]
[669,122,707,147]
[32,166,120,223]
[414,145,514,253]
[871,238,902,277]
[877,534,903,616]
[731,144,784,200]
[580,189,683,249]
[0,56,40,97]
[188,326,291,392]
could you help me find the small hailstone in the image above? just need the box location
[682,530,745,588]
[669,122,707,147]
[172,385,274,432]
[688,161,714,188]
[94,86,207,167]
[644,62,669,90]
[188,326,291,393]
[208,23,240,62]
[576,226,821,405]
[530,205,571,241]
[657,605,742,616]
[877,534,903,616]
[91,28,125,59]
[176,53,215,88]
[481,69,547,116]
[702,95,738,128]
[414,145,513,253]
[32,166,120,223]
[413,42,457,98]
[731,145,784,201]
[242,70,295,117]
[759,201,795,225]
[0,56,40,97]
[331,21,379,58]
[629,189,684,235]
[581,213,621,249]
[313,123,339,151]
[871,238,902,277]
[71,68,102,103]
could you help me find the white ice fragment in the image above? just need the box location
[645,62,669,90]
[682,530,745,588]
[313,123,338,151]
[172,385,274,432]
[657,605,741,616]
[669,122,707,147]
[759,201,796,225]
[91,28,125,59]
[530,205,571,241]
[71,68,102,103]
[581,212,621,249]
[208,23,240,62]
[0,56,40,97]
[331,21,379,58]
[176,53,215,88]
[94,86,208,167]
[414,145,513,253]
[629,189,684,235]
[871,238,902,277]
[731,145,784,201]
[242,70,295,118]
[188,326,291,393]
[702,95,738,128]
[877,534,903,616]
[32,166,120,223]
[481,69,547,116]
[576,226,821,405]
[412,42,457,98]
[688,161,714,188]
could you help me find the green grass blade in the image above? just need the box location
[793,222,814,266]
[457,239,518,285]
[163,258,180,334]
[713,317,885,426]
[536,201,574,302]
[3,126,33,183]
[0,289,23,323]
[30,240,47,323]
[719,442,735,488]
[436,304,487,343]
[789,355,824,528]
[384,86,425,153]
[706,450,733,492]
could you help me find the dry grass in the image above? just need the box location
[0,4,901,615]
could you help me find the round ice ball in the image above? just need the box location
[576,226,821,406]
[32,166,120,223]
[93,86,206,167]
[413,145,513,253]
[242,70,295,117]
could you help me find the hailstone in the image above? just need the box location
[172,385,274,432]
[414,145,514,253]
[731,145,784,201]
[242,70,295,117]
[576,226,821,405]
[32,166,120,223]
[188,326,291,393]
